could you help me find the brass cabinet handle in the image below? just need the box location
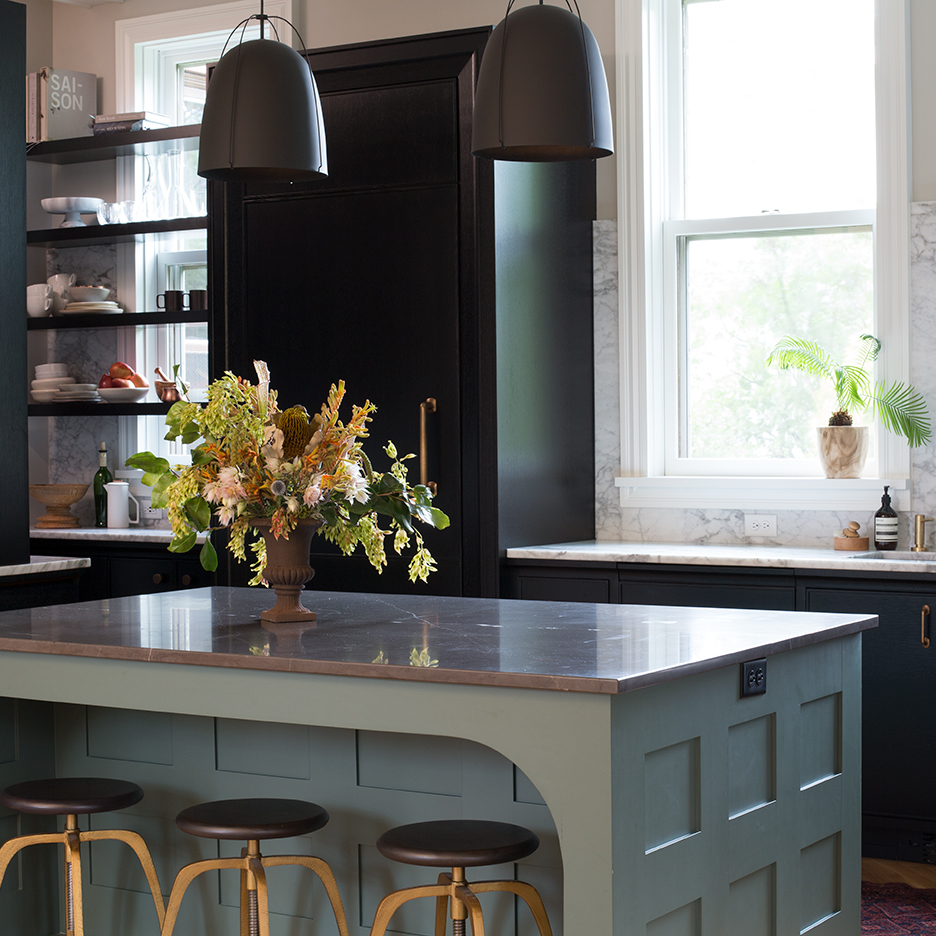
[152,573,168,585]
[419,398,437,495]
[923,605,931,648]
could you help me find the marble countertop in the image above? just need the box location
[0,586,875,694]
[30,528,192,544]
[0,555,90,577]
[506,541,936,573]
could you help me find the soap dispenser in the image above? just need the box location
[873,485,898,550]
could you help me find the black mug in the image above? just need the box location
[188,289,208,311]
[157,290,188,312]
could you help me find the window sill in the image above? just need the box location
[615,476,910,512]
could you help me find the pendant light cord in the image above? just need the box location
[495,0,597,150]
[217,11,322,173]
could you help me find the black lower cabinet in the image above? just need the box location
[802,583,936,864]
[30,538,214,601]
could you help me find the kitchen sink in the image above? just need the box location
[849,550,936,561]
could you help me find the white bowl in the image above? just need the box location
[40,197,105,228]
[35,364,67,376]
[31,377,74,390]
[98,386,149,403]
[30,390,61,403]
[71,383,99,391]
[69,286,111,302]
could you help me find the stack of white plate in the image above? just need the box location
[61,301,121,315]
[56,383,101,402]
[34,363,68,379]
[31,368,74,402]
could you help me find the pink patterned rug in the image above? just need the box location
[863,882,936,934]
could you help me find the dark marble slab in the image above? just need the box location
[0,587,875,694]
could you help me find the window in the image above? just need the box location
[616,0,912,510]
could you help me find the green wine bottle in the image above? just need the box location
[93,441,112,527]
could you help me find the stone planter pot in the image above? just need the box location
[816,425,869,479]
[251,517,322,622]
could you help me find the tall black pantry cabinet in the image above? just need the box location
[208,28,597,598]
[0,0,29,566]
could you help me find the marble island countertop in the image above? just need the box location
[30,528,196,544]
[506,540,936,573]
[0,586,875,694]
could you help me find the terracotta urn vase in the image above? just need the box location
[251,517,322,623]
[816,425,869,479]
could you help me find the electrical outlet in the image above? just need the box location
[744,514,778,537]
[741,658,767,697]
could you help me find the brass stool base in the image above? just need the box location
[369,868,553,936]
[161,842,349,936]
[0,817,165,936]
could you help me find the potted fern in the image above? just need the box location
[766,334,931,478]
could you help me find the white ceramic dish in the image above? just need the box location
[30,390,60,403]
[31,377,74,390]
[69,286,111,302]
[98,387,149,403]
[40,197,105,228]
[60,304,122,314]
[70,383,99,391]
[56,392,101,402]
[35,362,67,373]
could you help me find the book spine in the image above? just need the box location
[38,69,47,141]
[26,72,37,143]
[92,120,148,134]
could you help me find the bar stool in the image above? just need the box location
[0,777,165,936]
[162,797,350,936]
[370,819,553,936]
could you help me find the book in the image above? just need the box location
[92,119,170,135]
[37,67,96,140]
[93,111,170,126]
[26,72,38,143]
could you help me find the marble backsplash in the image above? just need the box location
[593,202,936,550]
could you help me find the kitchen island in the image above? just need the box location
[0,588,874,936]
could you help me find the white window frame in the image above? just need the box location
[614,0,912,511]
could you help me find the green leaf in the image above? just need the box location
[149,471,175,508]
[168,531,197,554]
[183,496,212,530]
[190,444,216,467]
[867,381,933,447]
[199,536,218,571]
[429,507,450,529]
[125,452,168,473]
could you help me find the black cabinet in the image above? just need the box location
[29,538,214,601]
[801,580,936,864]
[209,29,596,598]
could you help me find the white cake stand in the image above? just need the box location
[40,197,105,228]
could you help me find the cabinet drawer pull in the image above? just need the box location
[923,605,931,649]
[181,574,192,586]
[419,397,437,495]
[152,573,168,585]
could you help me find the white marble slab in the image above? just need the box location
[0,555,90,577]
[506,540,936,573]
[30,528,179,544]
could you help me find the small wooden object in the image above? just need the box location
[834,520,869,551]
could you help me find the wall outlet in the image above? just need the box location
[745,514,778,537]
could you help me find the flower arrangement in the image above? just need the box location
[126,361,449,585]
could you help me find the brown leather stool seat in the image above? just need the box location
[162,798,349,936]
[0,777,165,936]
[371,820,553,936]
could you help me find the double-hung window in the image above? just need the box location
[617,0,912,510]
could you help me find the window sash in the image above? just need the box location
[615,0,911,509]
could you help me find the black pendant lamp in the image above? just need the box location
[472,0,613,161]
[197,3,326,182]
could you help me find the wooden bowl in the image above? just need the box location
[29,483,89,528]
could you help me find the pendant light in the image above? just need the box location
[197,3,326,182]
[472,0,613,161]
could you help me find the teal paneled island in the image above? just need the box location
[0,588,874,936]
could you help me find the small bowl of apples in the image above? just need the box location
[98,361,150,402]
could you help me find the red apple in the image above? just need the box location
[129,372,149,388]
[111,377,134,388]
[109,361,134,379]
[98,374,113,389]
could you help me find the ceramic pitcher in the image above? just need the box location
[104,481,140,528]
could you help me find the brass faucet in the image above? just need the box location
[913,514,933,551]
